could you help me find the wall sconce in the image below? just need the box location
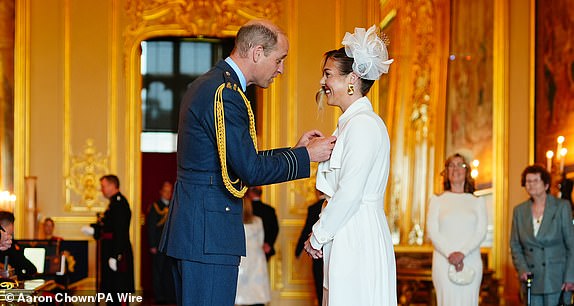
[470,159,479,179]
[0,191,16,212]
[547,136,568,175]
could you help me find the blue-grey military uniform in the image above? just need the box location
[159,59,310,305]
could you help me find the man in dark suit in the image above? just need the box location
[0,211,37,280]
[98,175,134,305]
[146,181,175,304]
[295,190,326,305]
[247,186,279,261]
[158,19,335,306]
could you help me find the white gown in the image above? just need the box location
[426,192,487,306]
[310,97,397,306]
[235,217,270,305]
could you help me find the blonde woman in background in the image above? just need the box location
[235,197,270,306]
[427,153,487,306]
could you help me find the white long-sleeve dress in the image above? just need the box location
[310,97,397,306]
[235,216,270,305]
[427,192,487,306]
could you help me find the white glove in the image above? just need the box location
[108,258,117,271]
[81,226,95,236]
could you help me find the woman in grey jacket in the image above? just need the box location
[510,164,574,305]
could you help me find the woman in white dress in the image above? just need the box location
[426,153,487,306]
[235,199,270,306]
[303,25,397,306]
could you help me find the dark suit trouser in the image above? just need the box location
[174,259,238,306]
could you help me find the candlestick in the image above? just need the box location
[557,136,565,161]
[560,148,568,173]
[546,150,554,172]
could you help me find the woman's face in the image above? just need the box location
[524,173,548,197]
[447,156,467,186]
[320,58,353,109]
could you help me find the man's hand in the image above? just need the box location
[295,130,325,148]
[0,231,12,251]
[306,136,336,162]
[304,237,323,259]
[150,247,158,255]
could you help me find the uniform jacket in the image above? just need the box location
[510,194,574,294]
[146,199,169,248]
[100,192,135,293]
[252,199,279,260]
[159,60,310,266]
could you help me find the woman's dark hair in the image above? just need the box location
[441,153,475,194]
[323,47,375,96]
[520,164,551,193]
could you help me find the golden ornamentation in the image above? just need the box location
[403,0,437,245]
[65,139,109,211]
[125,0,280,49]
[0,279,17,290]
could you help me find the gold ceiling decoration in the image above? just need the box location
[125,0,280,41]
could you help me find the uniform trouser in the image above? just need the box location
[174,259,239,306]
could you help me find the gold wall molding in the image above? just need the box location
[125,0,280,45]
[65,139,109,212]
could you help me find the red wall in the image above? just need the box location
[140,152,177,296]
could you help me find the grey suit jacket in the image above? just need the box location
[510,195,574,294]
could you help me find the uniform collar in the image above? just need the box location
[224,57,247,91]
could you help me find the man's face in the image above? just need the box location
[160,182,173,201]
[100,179,117,199]
[43,221,54,236]
[1,222,14,235]
[252,33,288,88]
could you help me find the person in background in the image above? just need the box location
[146,181,176,304]
[98,175,135,305]
[246,186,279,261]
[235,198,270,306]
[303,25,396,306]
[427,153,487,306]
[0,211,37,279]
[158,19,336,306]
[295,189,326,305]
[510,164,574,305]
[42,217,63,242]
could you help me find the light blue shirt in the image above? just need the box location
[224,57,247,92]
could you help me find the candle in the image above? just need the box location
[560,148,568,173]
[546,150,554,172]
[557,136,565,161]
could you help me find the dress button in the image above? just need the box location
[225,206,231,212]
[542,263,545,266]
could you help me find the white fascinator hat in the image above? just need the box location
[341,25,394,80]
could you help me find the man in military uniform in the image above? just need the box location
[159,20,336,306]
[146,181,175,304]
[247,186,279,261]
[98,175,134,305]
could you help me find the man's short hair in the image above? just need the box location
[235,22,281,57]
[100,174,120,188]
[44,217,55,226]
[0,211,15,224]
